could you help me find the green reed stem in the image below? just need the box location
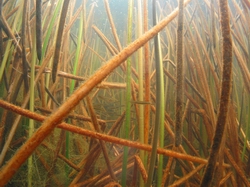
[65,6,84,176]
[155,15,164,187]
[121,1,132,186]
[41,0,63,60]
[69,12,83,93]
[42,0,64,102]
[137,1,145,186]
[0,1,24,165]
[0,0,23,81]
[0,41,12,82]
[28,32,37,187]
[146,1,164,186]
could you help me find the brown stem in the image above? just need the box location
[162,155,174,186]
[69,143,100,178]
[35,150,62,186]
[169,164,205,187]
[70,147,101,186]
[86,96,116,181]
[84,151,127,186]
[233,44,250,93]
[35,105,106,124]
[45,130,64,186]
[224,149,250,187]
[242,0,250,8]
[52,0,70,82]
[36,0,42,60]
[21,0,29,92]
[91,162,134,187]
[58,153,81,172]
[175,0,184,147]
[200,0,233,186]
[92,25,119,55]
[0,13,22,54]
[135,155,148,182]
[104,0,122,51]
[64,5,83,34]
[211,0,216,48]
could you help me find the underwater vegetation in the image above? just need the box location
[0,0,250,186]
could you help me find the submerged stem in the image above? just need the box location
[121,0,133,186]
[200,0,233,186]
[175,0,184,147]
[52,0,70,82]
[146,0,164,186]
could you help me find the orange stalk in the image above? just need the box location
[0,99,231,166]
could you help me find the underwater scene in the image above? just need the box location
[0,0,250,186]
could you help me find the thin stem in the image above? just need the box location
[146,1,164,186]
[86,96,116,180]
[137,1,145,186]
[104,0,122,51]
[51,0,70,82]
[175,0,184,147]
[41,0,64,59]
[36,0,42,61]
[143,0,150,147]
[121,0,133,186]
[21,0,29,92]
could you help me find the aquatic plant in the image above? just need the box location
[121,0,132,186]
[0,0,250,186]
[146,0,164,186]
[200,0,233,186]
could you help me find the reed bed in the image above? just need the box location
[0,0,250,186]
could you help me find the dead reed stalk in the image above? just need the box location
[86,96,116,180]
[21,0,29,92]
[36,0,42,61]
[143,0,150,145]
[135,155,148,182]
[175,0,184,147]
[200,0,233,186]
[104,0,122,51]
[52,0,70,82]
